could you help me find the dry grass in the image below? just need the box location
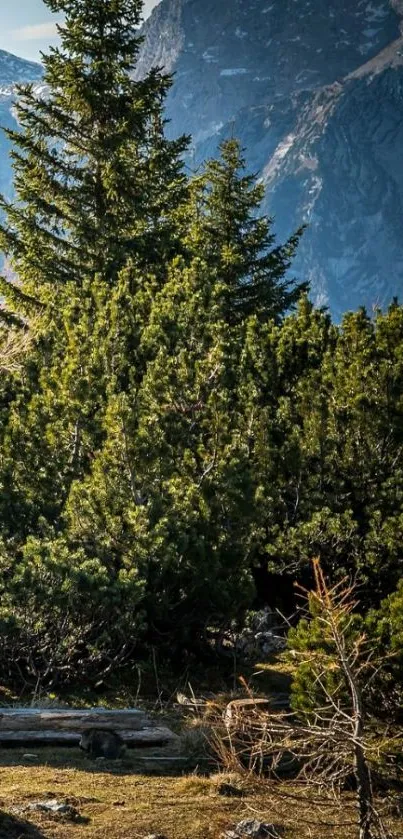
[0,748,401,839]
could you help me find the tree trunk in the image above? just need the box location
[354,741,374,839]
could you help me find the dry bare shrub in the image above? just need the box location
[209,562,399,839]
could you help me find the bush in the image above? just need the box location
[0,535,145,689]
[365,580,403,716]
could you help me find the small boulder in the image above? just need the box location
[144,834,168,839]
[224,820,284,839]
[26,800,82,822]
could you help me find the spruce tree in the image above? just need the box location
[0,4,313,680]
[0,0,188,536]
[0,0,188,320]
[189,139,306,324]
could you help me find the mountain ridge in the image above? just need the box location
[0,49,42,87]
[0,6,402,314]
[0,49,42,182]
[137,0,403,315]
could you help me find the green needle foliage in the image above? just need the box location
[61,140,308,658]
[0,0,191,682]
[0,0,188,317]
[188,139,307,324]
[0,0,306,685]
[0,1,401,697]
[66,256,257,656]
[0,0,188,535]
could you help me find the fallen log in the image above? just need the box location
[0,708,179,749]
[0,725,178,747]
[0,708,148,732]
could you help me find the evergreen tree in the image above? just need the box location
[366,579,403,714]
[0,0,188,537]
[66,256,257,655]
[189,139,306,324]
[250,300,403,605]
[0,0,188,321]
[242,296,337,588]
[60,143,308,656]
[0,0,192,682]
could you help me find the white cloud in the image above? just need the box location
[12,22,61,42]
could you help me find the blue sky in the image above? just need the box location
[0,0,160,63]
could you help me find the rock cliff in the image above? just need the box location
[137,0,403,315]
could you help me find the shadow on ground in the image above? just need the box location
[0,810,47,838]
[0,746,200,777]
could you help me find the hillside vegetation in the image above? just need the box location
[0,3,401,836]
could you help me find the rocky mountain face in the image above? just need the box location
[0,50,42,199]
[137,0,403,316]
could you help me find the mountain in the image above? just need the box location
[0,49,42,86]
[137,0,403,316]
[0,50,42,199]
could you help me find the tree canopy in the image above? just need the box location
[0,0,400,696]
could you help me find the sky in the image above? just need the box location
[0,0,161,63]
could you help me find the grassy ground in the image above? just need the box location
[0,748,402,839]
[0,658,401,838]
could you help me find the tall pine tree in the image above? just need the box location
[0,0,188,318]
[61,142,308,659]
[188,139,306,324]
[0,0,188,536]
[0,0,190,686]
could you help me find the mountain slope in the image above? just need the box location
[0,51,42,199]
[0,49,42,86]
[137,0,403,315]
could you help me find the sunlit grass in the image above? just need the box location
[0,748,401,838]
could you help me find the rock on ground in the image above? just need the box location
[224,819,284,839]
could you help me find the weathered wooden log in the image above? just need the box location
[0,708,148,732]
[0,725,178,746]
